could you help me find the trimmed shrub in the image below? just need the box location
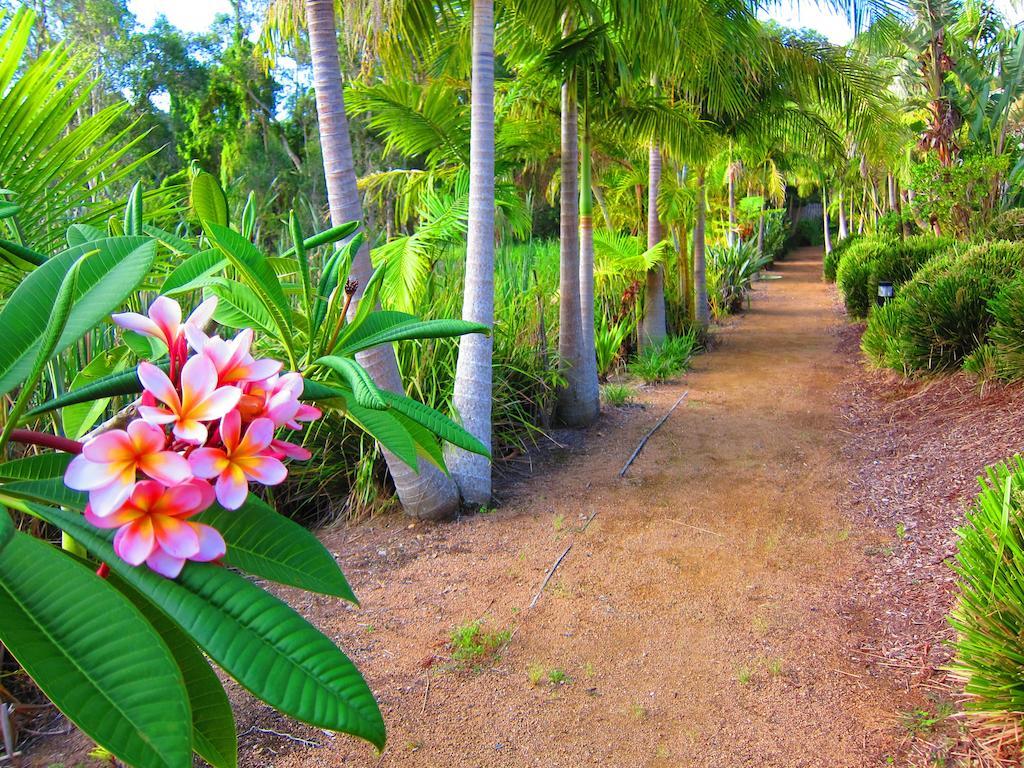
[987,208,1024,242]
[823,234,859,282]
[950,457,1024,744]
[898,241,1024,373]
[987,277,1024,380]
[837,235,951,319]
[861,298,909,372]
[835,237,899,318]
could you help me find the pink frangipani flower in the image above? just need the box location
[85,480,224,578]
[259,372,322,429]
[189,411,286,509]
[65,420,192,517]
[185,326,282,385]
[137,357,241,444]
[112,296,217,352]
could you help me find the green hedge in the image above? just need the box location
[861,241,1024,374]
[986,208,1024,242]
[835,235,949,319]
[823,234,859,282]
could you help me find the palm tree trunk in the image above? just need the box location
[837,190,848,240]
[555,72,597,426]
[577,94,600,418]
[305,0,458,519]
[756,197,765,256]
[641,140,667,346]
[727,172,737,247]
[447,0,494,507]
[693,167,710,328]
[822,184,833,255]
[887,173,897,212]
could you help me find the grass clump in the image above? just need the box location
[986,208,1024,241]
[449,620,511,664]
[601,382,634,406]
[950,456,1024,740]
[627,331,699,383]
[823,234,860,282]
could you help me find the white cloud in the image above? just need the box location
[127,0,233,33]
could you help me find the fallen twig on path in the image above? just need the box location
[529,544,573,609]
[619,392,689,477]
[662,518,724,538]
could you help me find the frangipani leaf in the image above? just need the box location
[0,530,192,768]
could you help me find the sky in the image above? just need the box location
[127,0,1024,43]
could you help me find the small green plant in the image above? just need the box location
[553,513,565,532]
[583,661,596,678]
[548,668,569,685]
[627,331,699,383]
[902,701,954,736]
[527,663,545,687]
[896,522,907,539]
[601,382,634,406]
[736,667,753,685]
[449,620,511,663]
[629,703,649,719]
[767,659,784,677]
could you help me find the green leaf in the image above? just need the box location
[342,318,489,356]
[279,221,360,260]
[0,452,72,480]
[311,235,360,333]
[0,236,156,398]
[26,364,162,417]
[62,347,130,440]
[392,410,446,471]
[0,530,192,768]
[2,476,86,508]
[345,402,419,469]
[161,249,225,295]
[66,223,106,247]
[124,181,143,237]
[0,508,12,553]
[203,223,294,354]
[191,170,228,227]
[107,574,237,768]
[206,279,278,335]
[315,356,387,410]
[331,264,385,352]
[123,331,164,359]
[32,503,387,750]
[0,202,20,219]
[0,237,46,267]
[379,389,490,457]
[143,224,199,257]
[195,495,357,602]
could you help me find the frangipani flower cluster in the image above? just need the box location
[65,296,321,578]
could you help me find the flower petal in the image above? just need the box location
[184,478,217,512]
[190,386,242,423]
[171,419,208,445]
[215,464,249,510]
[88,473,136,518]
[114,519,155,566]
[138,450,192,486]
[238,418,275,455]
[82,430,134,463]
[180,355,218,409]
[188,448,229,479]
[138,362,181,411]
[85,504,142,529]
[65,454,121,491]
[240,455,287,486]
[126,420,168,455]
[219,409,241,453]
[184,323,210,354]
[137,406,177,426]
[190,523,226,561]
[148,296,182,347]
[151,483,203,517]
[111,312,163,341]
[185,296,218,331]
[145,549,186,578]
[271,438,311,461]
[152,515,200,558]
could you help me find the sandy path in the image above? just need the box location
[248,248,913,768]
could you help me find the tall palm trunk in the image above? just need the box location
[837,190,848,240]
[641,140,667,346]
[887,173,897,212]
[727,171,737,247]
[822,184,833,255]
[577,95,599,414]
[447,0,494,506]
[555,73,598,426]
[305,0,458,519]
[756,192,765,256]
[693,167,710,328]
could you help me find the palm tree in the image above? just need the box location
[304,0,460,519]
[641,138,667,345]
[447,0,495,506]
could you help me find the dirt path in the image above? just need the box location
[243,247,916,768]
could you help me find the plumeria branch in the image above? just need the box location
[8,429,82,454]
